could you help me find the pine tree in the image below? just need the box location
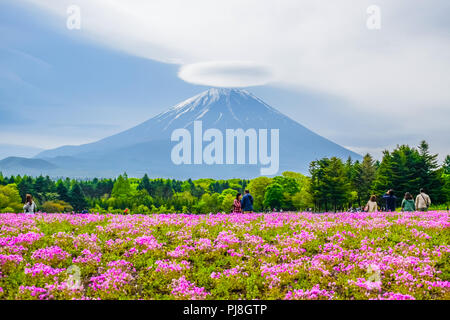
[56,181,70,203]
[309,160,322,210]
[442,155,450,205]
[443,155,450,174]
[17,176,34,201]
[324,157,351,211]
[390,145,421,197]
[355,154,376,204]
[417,140,441,201]
[419,140,439,170]
[69,183,87,212]
[372,150,394,197]
[111,174,132,198]
[310,157,351,212]
[33,175,47,202]
[138,174,151,194]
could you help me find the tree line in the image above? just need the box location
[310,141,450,211]
[0,141,449,213]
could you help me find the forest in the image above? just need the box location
[0,141,449,213]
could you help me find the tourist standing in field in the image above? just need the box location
[232,193,242,213]
[401,192,415,212]
[365,195,378,212]
[382,190,397,211]
[415,188,431,211]
[23,194,36,214]
[241,190,254,213]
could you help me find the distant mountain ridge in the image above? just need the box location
[0,157,57,176]
[0,144,43,160]
[3,88,361,178]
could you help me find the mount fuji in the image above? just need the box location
[3,88,361,178]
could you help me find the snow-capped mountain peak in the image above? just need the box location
[155,88,283,131]
[34,88,361,178]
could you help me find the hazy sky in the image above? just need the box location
[0,0,449,161]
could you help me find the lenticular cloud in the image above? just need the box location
[178,61,274,87]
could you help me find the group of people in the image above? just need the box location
[365,188,431,213]
[21,188,432,214]
[231,188,432,214]
[232,190,254,213]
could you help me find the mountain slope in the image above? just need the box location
[0,144,43,160]
[33,88,360,178]
[0,157,57,177]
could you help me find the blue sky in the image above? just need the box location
[1,0,449,161]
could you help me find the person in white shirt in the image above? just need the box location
[415,188,431,212]
[23,194,36,214]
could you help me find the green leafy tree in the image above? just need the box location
[180,180,193,192]
[247,176,272,211]
[263,183,284,210]
[221,193,235,213]
[133,189,154,211]
[41,200,73,213]
[272,176,299,195]
[291,181,314,210]
[0,184,23,213]
[195,193,221,214]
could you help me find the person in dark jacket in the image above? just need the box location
[382,189,397,212]
[241,190,254,213]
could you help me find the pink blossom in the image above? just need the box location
[170,276,209,300]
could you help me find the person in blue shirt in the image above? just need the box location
[240,190,254,213]
[382,189,397,211]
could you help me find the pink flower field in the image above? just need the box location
[0,211,449,300]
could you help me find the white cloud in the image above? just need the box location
[21,0,450,144]
[178,61,273,87]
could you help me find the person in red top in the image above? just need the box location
[233,193,242,213]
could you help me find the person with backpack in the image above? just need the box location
[241,190,254,213]
[401,192,415,212]
[415,188,431,212]
[23,194,36,214]
[232,193,242,213]
[382,189,397,212]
